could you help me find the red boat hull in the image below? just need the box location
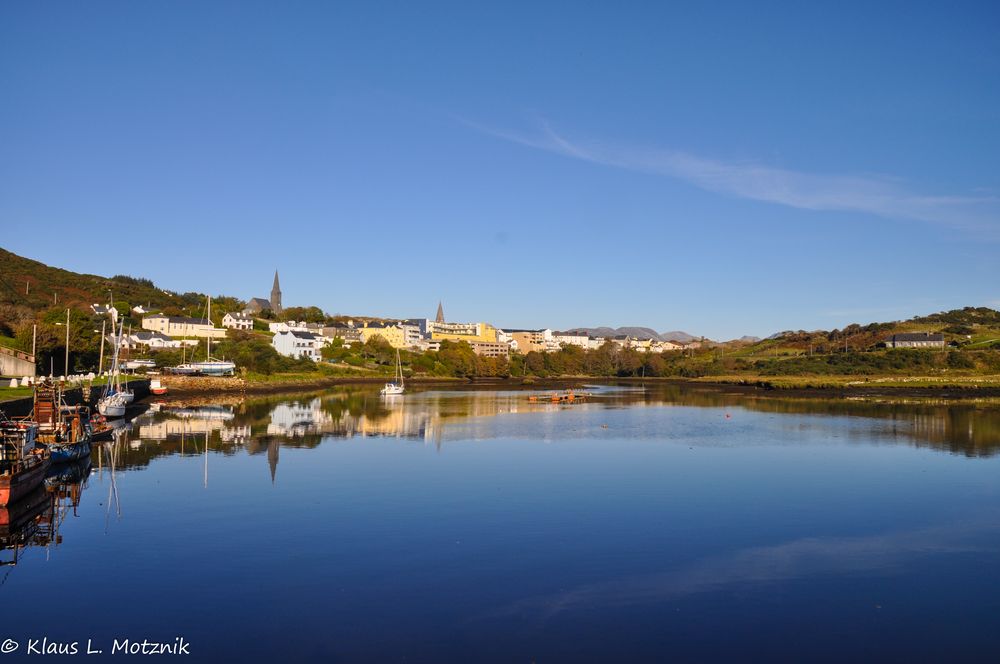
[0,458,51,507]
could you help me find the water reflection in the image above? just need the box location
[1,456,91,571]
[100,384,1000,482]
[3,384,999,580]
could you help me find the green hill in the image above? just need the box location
[0,247,244,372]
[0,247,242,318]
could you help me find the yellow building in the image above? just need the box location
[430,321,498,344]
[358,323,407,349]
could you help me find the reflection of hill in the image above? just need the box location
[632,384,1000,458]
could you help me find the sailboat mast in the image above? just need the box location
[206,295,211,361]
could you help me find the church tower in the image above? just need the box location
[435,301,445,323]
[271,270,283,315]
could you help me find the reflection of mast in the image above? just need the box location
[203,431,208,489]
[267,439,279,485]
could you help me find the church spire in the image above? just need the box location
[270,270,282,315]
[435,301,445,323]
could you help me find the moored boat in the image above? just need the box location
[32,380,94,463]
[98,318,130,417]
[1,414,50,507]
[380,349,405,396]
[150,378,168,395]
[98,392,127,418]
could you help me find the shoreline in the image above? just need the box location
[158,374,1000,401]
[5,374,1000,409]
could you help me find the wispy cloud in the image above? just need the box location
[463,119,1000,236]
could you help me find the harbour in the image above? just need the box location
[1,384,999,660]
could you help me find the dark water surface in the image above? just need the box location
[3,384,1000,662]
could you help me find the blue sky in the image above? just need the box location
[2,1,998,339]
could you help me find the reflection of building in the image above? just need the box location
[267,439,279,483]
[267,400,334,437]
[220,425,252,444]
[137,407,234,440]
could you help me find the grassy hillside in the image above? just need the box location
[0,247,244,319]
[0,248,246,374]
[725,307,1000,359]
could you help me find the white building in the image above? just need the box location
[142,314,227,339]
[269,320,324,334]
[131,330,182,349]
[552,331,591,349]
[223,312,254,331]
[272,330,326,361]
[399,323,425,348]
[91,303,119,322]
[496,329,520,352]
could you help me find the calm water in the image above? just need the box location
[3,384,1000,662]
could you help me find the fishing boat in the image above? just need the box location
[0,412,50,507]
[149,378,168,395]
[380,349,405,396]
[32,379,93,463]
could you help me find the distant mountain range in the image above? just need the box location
[564,327,705,343]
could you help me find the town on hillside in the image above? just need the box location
[2,252,995,383]
[101,270,701,366]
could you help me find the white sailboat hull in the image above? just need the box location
[98,394,128,418]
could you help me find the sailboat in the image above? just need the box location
[98,319,129,418]
[380,349,405,396]
[176,296,236,376]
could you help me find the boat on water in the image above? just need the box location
[380,349,405,396]
[150,378,168,395]
[0,413,50,507]
[98,319,130,417]
[31,379,93,463]
[98,393,128,418]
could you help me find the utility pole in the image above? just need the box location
[64,308,70,376]
[32,324,37,358]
